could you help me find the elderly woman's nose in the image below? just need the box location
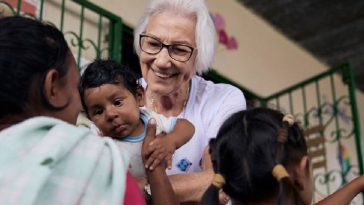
[154,48,172,68]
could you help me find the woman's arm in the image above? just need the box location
[169,169,214,203]
[168,145,214,203]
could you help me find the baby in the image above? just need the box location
[79,59,194,178]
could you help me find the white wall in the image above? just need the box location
[207,0,327,96]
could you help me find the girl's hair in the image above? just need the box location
[201,108,308,205]
[133,0,216,75]
[79,59,141,115]
[0,16,70,119]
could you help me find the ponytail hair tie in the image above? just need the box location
[277,114,294,143]
[276,129,288,143]
[282,114,295,127]
[212,173,225,189]
[272,164,290,181]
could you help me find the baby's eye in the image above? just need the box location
[93,108,103,116]
[114,99,124,107]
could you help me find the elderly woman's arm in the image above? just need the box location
[169,169,214,203]
[168,145,214,203]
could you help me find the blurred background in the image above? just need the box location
[1,0,363,203]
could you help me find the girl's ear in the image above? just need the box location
[292,155,313,204]
[136,86,145,107]
[43,68,68,108]
[292,155,309,190]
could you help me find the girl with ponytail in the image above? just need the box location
[201,107,364,205]
[201,108,312,205]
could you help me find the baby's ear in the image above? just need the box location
[136,86,145,107]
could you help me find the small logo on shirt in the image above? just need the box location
[177,158,192,172]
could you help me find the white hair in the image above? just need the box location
[134,0,217,74]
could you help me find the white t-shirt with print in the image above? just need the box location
[142,75,246,175]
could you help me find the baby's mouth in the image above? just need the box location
[114,124,127,133]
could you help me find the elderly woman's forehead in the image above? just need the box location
[153,7,197,21]
[147,13,195,35]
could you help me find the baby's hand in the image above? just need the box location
[144,133,176,170]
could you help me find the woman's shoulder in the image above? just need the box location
[188,76,246,117]
[192,75,245,101]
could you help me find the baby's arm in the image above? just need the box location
[315,175,364,205]
[167,118,195,149]
[144,119,195,170]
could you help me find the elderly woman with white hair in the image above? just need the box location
[134,0,246,203]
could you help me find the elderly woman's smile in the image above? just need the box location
[139,11,196,95]
[151,67,180,79]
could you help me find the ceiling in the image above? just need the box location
[236,0,364,92]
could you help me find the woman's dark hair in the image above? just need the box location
[200,108,308,205]
[0,16,70,118]
[79,59,141,115]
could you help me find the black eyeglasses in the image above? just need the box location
[139,34,195,62]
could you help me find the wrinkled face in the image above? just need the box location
[139,12,197,95]
[57,54,81,124]
[84,83,144,138]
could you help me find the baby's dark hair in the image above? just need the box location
[200,108,308,205]
[0,16,70,119]
[79,59,141,115]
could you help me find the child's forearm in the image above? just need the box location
[171,119,194,148]
[315,175,364,205]
[147,165,178,205]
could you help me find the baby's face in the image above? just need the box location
[84,83,144,138]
